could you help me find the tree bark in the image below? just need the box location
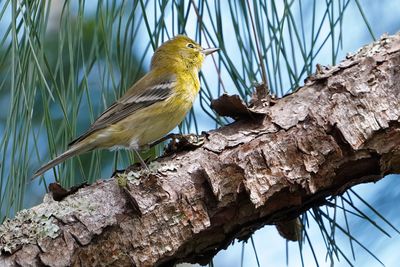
[1,33,400,267]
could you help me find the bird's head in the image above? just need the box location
[151,35,219,71]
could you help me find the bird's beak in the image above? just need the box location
[202,47,220,56]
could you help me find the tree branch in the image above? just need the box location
[2,33,400,267]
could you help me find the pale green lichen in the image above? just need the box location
[0,191,99,254]
[115,172,128,188]
[155,162,177,173]
[0,208,60,253]
[114,162,177,185]
[126,170,141,183]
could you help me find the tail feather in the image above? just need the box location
[32,143,92,179]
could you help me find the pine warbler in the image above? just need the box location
[33,35,219,178]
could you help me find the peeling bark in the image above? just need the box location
[1,33,400,267]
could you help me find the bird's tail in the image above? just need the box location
[32,141,94,179]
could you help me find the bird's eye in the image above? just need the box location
[187,43,195,49]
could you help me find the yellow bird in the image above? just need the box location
[33,35,219,178]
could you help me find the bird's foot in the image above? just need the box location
[166,133,205,153]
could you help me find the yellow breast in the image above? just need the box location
[110,73,201,149]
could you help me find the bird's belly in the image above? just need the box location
[118,95,194,149]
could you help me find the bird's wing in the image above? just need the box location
[69,72,176,146]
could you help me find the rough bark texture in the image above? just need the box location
[2,33,400,267]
